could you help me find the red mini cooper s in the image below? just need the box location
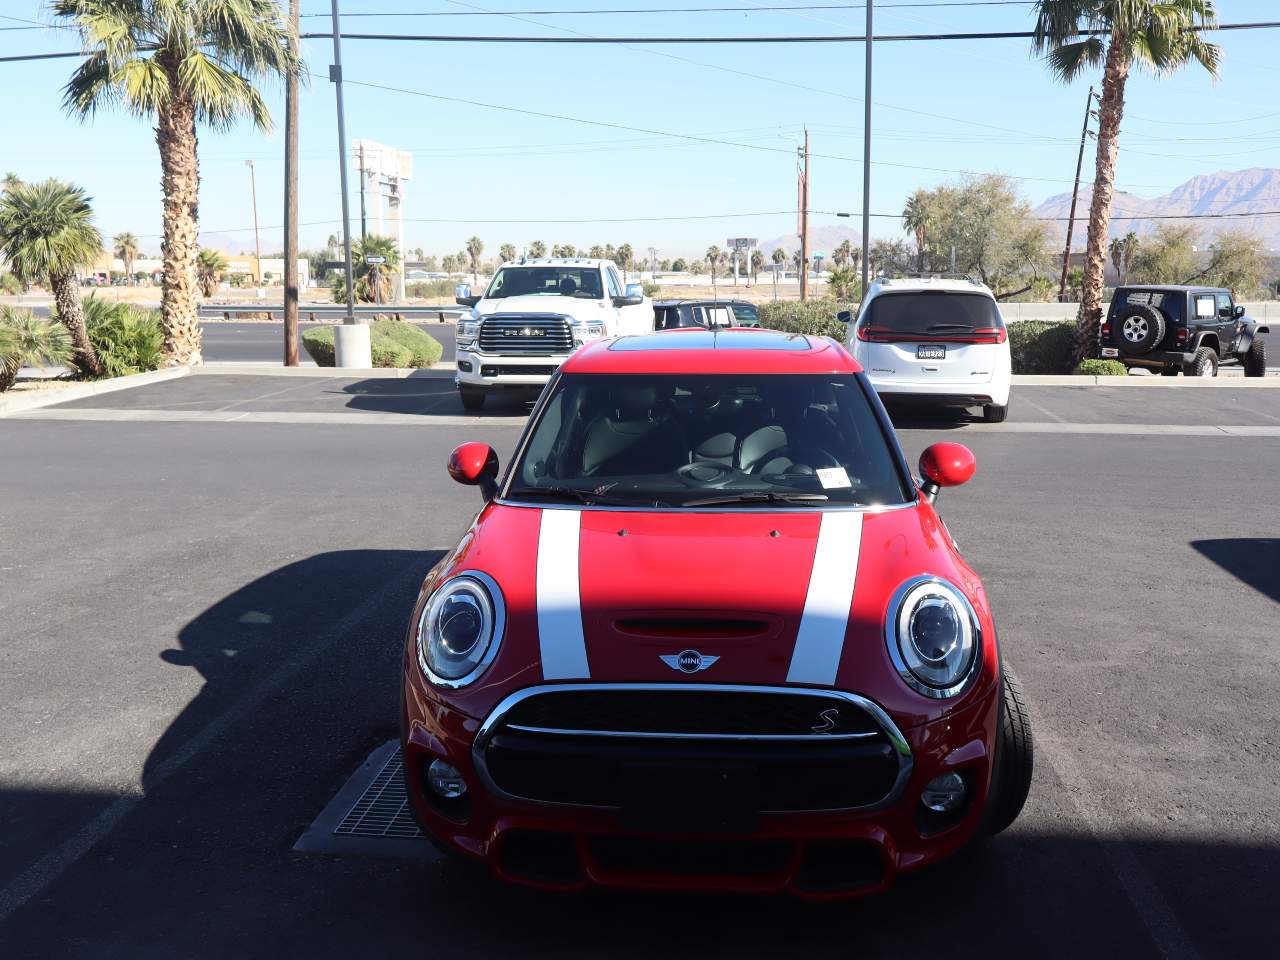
[401,327,1032,898]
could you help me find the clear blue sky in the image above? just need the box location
[2,1,1278,258]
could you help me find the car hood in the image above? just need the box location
[425,502,995,727]
[474,294,609,321]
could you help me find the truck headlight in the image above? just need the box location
[457,320,481,349]
[572,321,605,346]
[885,576,979,698]
[416,573,504,687]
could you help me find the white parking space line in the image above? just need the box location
[1017,395,1068,423]
[12,408,530,427]
[214,378,334,411]
[1022,692,1201,960]
[0,561,430,926]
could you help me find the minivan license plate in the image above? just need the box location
[917,344,946,360]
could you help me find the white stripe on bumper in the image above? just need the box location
[535,508,591,680]
[786,512,863,685]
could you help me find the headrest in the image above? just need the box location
[610,384,657,419]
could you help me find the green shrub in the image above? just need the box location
[0,272,21,295]
[757,298,851,339]
[642,281,661,297]
[1007,319,1075,375]
[302,321,442,368]
[0,306,73,391]
[405,279,456,300]
[66,296,163,379]
[1073,358,1127,376]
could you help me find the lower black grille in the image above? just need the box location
[589,835,791,878]
[480,364,558,377]
[478,686,909,815]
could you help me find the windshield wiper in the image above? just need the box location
[682,491,831,507]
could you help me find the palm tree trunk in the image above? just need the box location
[51,271,104,377]
[156,84,203,366]
[1076,35,1130,363]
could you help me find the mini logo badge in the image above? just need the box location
[659,649,719,674]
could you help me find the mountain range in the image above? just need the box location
[1032,168,1280,249]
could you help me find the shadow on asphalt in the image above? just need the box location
[1191,538,1280,603]
[338,377,538,418]
[881,401,977,431]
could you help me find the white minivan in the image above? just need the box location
[845,276,1012,422]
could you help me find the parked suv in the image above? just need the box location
[844,276,1012,422]
[1101,285,1269,377]
[454,258,652,410]
[654,299,760,329]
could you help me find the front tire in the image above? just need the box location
[982,402,1009,423]
[459,386,486,411]
[1244,337,1267,377]
[985,669,1034,836]
[1187,346,1218,378]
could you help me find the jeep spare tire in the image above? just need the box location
[1115,304,1166,356]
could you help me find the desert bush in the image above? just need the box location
[757,298,851,339]
[1007,319,1075,375]
[302,321,441,368]
[376,319,443,366]
[0,306,73,391]
[62,296,163,379]
[405,279,456,300]
[0,272,21,295]
[642,281,661,297]
[1073,358,1128,376]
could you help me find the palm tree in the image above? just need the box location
[528,240,547,258]
[0,307,74,393]
[706,246,724,288]
[196,249,228,297]
[358,235,401,303]
[750,249,764,284]
[902,190,931,271]
[832,239,853,270]
[2,173,21,194]
[772,247,787,269]
[55,0,298,366]
[589,245,605,259]
[0,178,104,376]
[1032,0,1220,361]
[616,244,634,280]
[499,243,517,263]
[465,235,484,284]
[113,231,139,283]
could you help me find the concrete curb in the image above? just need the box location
[1012,374,1280,387]
[0,366,192,417]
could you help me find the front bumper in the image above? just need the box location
[455,348,568,389]
[401,680,999,899]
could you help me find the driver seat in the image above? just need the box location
[581,385,687,476]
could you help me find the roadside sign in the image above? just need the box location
[726,237,757,251]
[364,255,387,265]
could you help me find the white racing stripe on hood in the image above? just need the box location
[536,509,591,679]
[786,512,864,685]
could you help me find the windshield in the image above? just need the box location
[861,292,1002,336]
[506,373,913,508]
[485,266,604,300]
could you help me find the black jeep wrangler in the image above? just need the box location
[1100,285,1269,377]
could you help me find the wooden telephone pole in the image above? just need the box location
[283,0,300,365]
[799,130,810,303]
[1058,85,1096,303]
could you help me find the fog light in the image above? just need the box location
[427,759,467,799]
[921,772,966,813]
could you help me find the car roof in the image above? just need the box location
[866,276,995,297]
[653,299,755,308]
[1116,284,1225,294]
[561,327,862,375]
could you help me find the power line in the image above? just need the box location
[298,2,1036,17]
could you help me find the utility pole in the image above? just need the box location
[860,0,873,299]
[1058,85,1096,303]
[282,0,300,366]
[799,129,810,303]
[328,0,370,367]
[245,159,262,286]
[358,142,368,241]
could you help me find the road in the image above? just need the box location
[198,321,457,364]
[0,376,1278,957]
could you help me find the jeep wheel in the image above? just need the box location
[982,402,1008,423]
[459,386,486,411]
[986,668,1034,836]
[1115,305,1166,356]
[1244,337,1267,377]
[1188,347,1218,378]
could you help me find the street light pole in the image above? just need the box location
[245,159,262,286]
[860,0,873,299]
[328,0,370,366]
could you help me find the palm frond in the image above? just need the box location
[0,179,103,285]
[1046,37,1105,80]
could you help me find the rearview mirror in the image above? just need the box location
[448,442,500,500]
[918,442,976,503]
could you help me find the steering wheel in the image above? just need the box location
[794,447,840,469]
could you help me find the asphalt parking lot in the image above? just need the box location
[1,375,1277,958]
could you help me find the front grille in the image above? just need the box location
[478,316,573,355]
[476,685,911,815]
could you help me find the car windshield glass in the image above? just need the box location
[506,373,913,508]
[862,292,1001,335]
[485,267,603,299]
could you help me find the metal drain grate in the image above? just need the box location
[334,745,422,839]
[293,740,437,861]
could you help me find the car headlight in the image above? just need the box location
[571,320,605,346]
[885,576,980,698]
[416,572,505,687]
[457,319,481,347]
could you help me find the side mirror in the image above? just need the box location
[448,442,500,500]
[455,283,481,307]
[1234,305,1245,319]
[918,442,976,503]
[624,282,644,299]
[612,295,644,307]
[837,310,852,324]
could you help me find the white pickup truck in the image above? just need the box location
[453,258,652,410]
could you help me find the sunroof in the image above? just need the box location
[609,330,811,352]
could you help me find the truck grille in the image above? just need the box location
[475,685,912,816]
[478,316,573,355]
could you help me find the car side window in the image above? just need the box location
[1216,292,1233,318]
[1193,295,1216,320]
[605,269,622,298]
